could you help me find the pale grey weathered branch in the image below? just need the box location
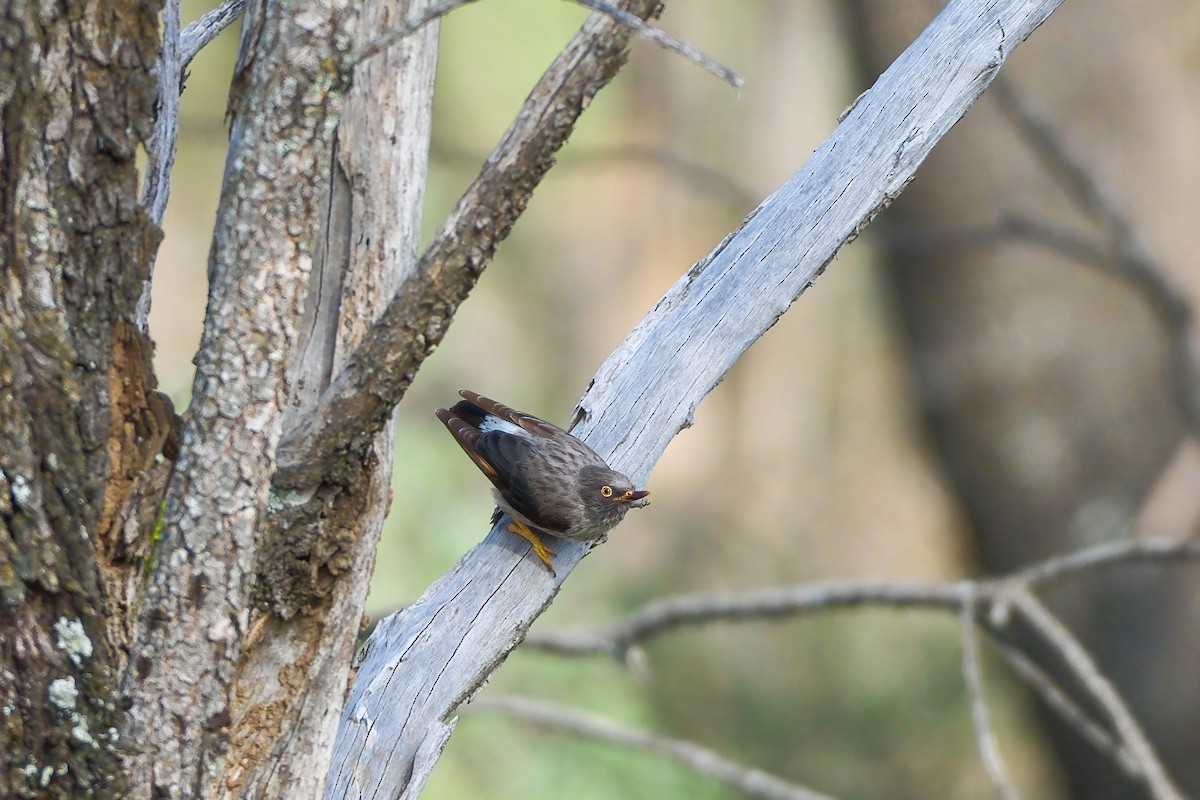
[180,0,245,67]
[326,0,1066,796]
[136,0,182,329]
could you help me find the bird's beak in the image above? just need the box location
[627,489,650,504]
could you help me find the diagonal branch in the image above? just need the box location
[1010,591,1186,800]
[473,694,838,800]
[275,0,668,489]
[325,0,1067,794]
[180,0,245,67]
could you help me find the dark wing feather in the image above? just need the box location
[475,431,575,534]
[435,407,510,496]
[458,389,563,439]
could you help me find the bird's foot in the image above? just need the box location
[507,520,556,575]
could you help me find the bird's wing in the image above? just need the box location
[458,389,563,439]
[475,431,574,534]
[435,409,506,487]
[435,403,574,533]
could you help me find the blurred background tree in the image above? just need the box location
[154,1,1200,797]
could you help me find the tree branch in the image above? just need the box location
[1010,591,1186,800]
[522,537,1200,657]
[120,0,356,793]
[325,0,1066,794]
[472,695,838,800]
[180,0,245,67]
[276,0,668,489]
[960,591,1022,800]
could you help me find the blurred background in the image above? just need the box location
[155,1,1200,798]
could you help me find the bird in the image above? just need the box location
[435,390,649,574]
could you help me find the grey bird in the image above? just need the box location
[436,390,649,573]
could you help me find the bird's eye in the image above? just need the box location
[600,485,614,498]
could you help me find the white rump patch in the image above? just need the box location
[479,415,523,436]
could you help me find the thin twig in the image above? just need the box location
[524,581,970,657]
[523,537,1200,656]
[180,0,245,68]
[472,695,838,800]
[986,638,1142,780]
[1017,537,1200,588]
[1010,590,1185,800]
[570,0,742,89]
[960,590,1022,800]
[348,0,476,66]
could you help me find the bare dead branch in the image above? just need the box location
[991,77,1200,437]
[275,0,668,489]
[570,0,743,89]
[986,638,1142,780]
[960,591,1022,800]
[1010,590,1185,800]
[518,537,1197,790]
[472,695,838,800]
[1017,536,1200,587]
[527,581,969,657]
[180,0,245,67]
[523,537,1200,656]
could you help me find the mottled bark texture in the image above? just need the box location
[845,1,1200,797]
[116,0,358,796]
[222,0,438,796]
[0,0,164,797]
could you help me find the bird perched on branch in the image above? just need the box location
[436,390,649,574]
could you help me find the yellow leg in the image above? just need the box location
[507,520,556,574]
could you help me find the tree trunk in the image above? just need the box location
[0,0,163,796]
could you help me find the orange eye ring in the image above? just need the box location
[600,485,614,498]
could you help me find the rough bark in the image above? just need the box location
[117,0,358,795]
[219,0,439,796]
[324,1,1065,796]
[0,0,163,797]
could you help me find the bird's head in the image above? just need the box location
[578,465,649,528]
